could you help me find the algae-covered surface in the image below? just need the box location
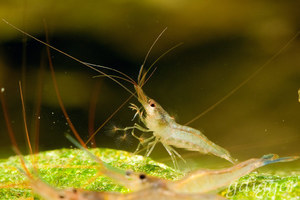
[0,148,299,200]
[0,148,182,199]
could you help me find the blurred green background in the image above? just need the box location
[0,0,299,169]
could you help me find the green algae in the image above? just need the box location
[0,148,181,199]
[0,148,299,200]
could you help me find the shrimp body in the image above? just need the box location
[133,85,236,164]
[167,154,299,194]
[160,123,234,162]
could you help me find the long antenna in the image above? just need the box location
[19,81,33,155]
[0,87,33,178]
[185,31,300,126]
[3,19,136,97]
[0,88,18,148]
[88,81,101,147]
[138,27,168,84]
[43,21,87,148]
[139,42,183,86]
[84,62,136,85]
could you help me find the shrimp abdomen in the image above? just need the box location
[158,123,236,163]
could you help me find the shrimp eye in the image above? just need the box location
[139,174,146,180]
[150,103,155,107]
[148,100,156,107]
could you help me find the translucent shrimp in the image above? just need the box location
[110,48,238,167]
[123,84,238,167]
[119,154,298,199]
[167,154,299,194]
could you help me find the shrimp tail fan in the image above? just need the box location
[262,154,299,166]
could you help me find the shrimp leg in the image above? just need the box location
[133,133,156,154]
[129,103,145,122]
[162,142,180,170]
[164,144,187,164]
[115,123,149,133]
[161,142,187,169]
[145,138,160,157]
[115,123,154,153]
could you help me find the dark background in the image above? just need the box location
[0,0,299,169]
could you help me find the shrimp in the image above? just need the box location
[167,154,299,194]
[124,83,238,167]
[111,39,237,167]
[107,31,299,167]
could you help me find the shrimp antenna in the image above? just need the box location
[36,20,133,146]
[140,42,183,87]
[138,27,168,85]
[43,21,87,148]
[2,19,136,98]
[0,88,18,151]
[88,81,101,148]
[185,31,300,126]
[93,74,136,84]
[0,87,33,178]
[20,77,42,169]
[84,62,136,85]
[66,134,126,175]
[19,81,33,155]
[67,133,136,190]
